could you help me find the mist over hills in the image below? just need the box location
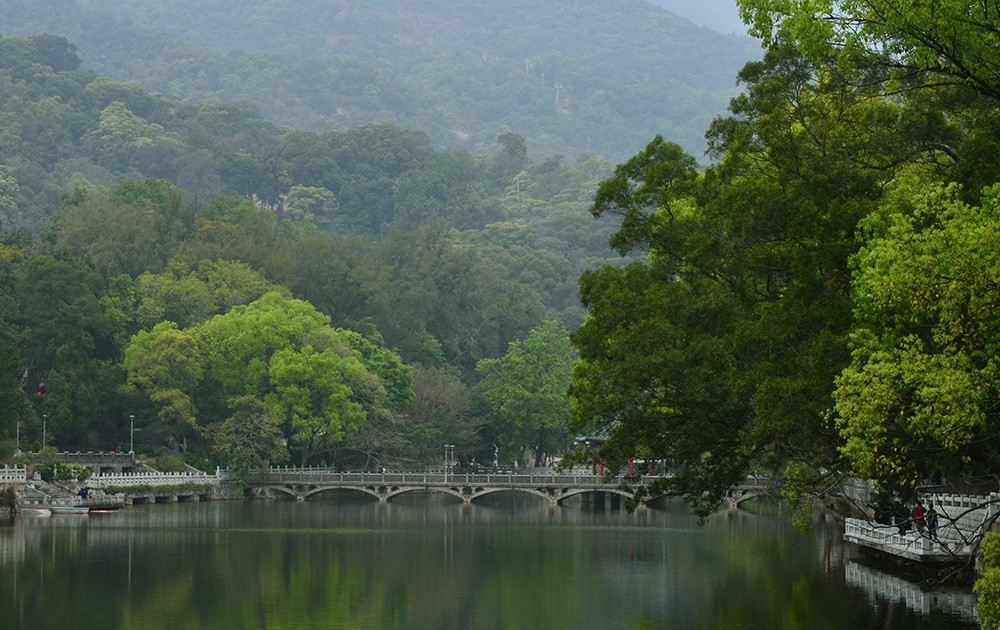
[648,0,747,35]
[0,0,759,161]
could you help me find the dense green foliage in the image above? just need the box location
[0,0,759,160]
[0,30,618,470]
[569,0,1000,536]
[35,462,92,483]
[977,532,1000,628]
[477,320,575,467]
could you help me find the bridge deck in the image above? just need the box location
[248,469,771,507]
[258,470,633,488]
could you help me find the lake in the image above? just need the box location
[0,494,980,629]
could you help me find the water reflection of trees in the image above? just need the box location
[0,502,980,629]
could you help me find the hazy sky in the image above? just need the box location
[648,0,748,36]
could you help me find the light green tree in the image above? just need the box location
[833,173,1000,488]
[124,292,406,465]
[123,322,205,438]
[82,101,183,173]
[285,185,337,227]
[134,258,286,330]
[738,0,1000,102]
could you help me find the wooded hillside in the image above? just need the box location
[0,0,760,160]
[0,31,620,471]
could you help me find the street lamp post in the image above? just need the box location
[42,414,47,449]
[129,415,135,454]
[444,444,455,481]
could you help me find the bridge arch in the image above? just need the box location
[384,486,467,502]
[726,486,769,508]
[256,485,300,500]
[466,486,555,504]
[555,487,635,506]
[302,485,383,501]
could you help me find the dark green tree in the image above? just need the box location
[569,45,932,517]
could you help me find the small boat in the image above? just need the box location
[20,507,52,517]
[49,505,90,515]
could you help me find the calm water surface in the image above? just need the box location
[0,495,980,629]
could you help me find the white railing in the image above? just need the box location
[844,513,978,559]
[89,470,220,488]
[255,467,626,487]
[0,465,27,483]
[845,518,935,553]
[926,492,999,534]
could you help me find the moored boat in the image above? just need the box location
[20,507,52,517]
[49,504,90,515]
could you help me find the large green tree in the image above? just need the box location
[15,254,118,447]
[125,292,409,464]
[738,0,1000,102]
[477,320,575,467]
[833,174,1000,487]
[568,44,937,516]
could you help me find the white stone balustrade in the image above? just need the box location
[0,465,27,483]
[89,470,220,488]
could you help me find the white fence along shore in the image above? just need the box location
[0,465,27,483]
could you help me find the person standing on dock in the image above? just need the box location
[926,503,939,538]
[911,500,927,533]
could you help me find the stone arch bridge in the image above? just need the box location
[246,469,771,508]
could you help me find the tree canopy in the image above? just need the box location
[567,2,1000,530]
[477,320,575,467]
[124,292,404,466]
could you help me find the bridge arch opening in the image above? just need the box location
[471,489,552,508]
[305,488,381,503]
[389,490,465,505]
[556,489,633,510]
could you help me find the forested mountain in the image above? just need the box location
[0,31,624,471]
[0,0,759,160]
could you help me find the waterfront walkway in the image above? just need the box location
[843,493,998,563]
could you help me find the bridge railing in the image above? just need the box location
[0,465,27,483]
[89,470,221,488]
[252,468,665,487]
[926,491,999,533]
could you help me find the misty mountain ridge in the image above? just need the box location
[0,0,760,161]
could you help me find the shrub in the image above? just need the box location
[153,454,187,472]
[976,532,1000,628]
[35,463,92,483]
